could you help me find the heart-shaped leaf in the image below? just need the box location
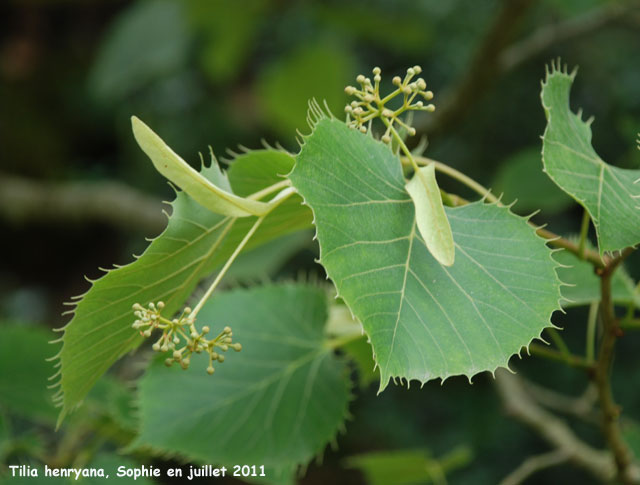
[132,284,350,480]
[290,117,562,390]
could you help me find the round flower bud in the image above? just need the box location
[381,134,391,143]
[392,76,401,86]
[157,301,165,309]
[372,67,381,75]
[356,74,365,83]
[161,344,169,352]
[232,343,242,352]
[143,329,152,337]
[224,326,232,334]
[164,358,173,367]
[207,366,215,375]
[426,104,436,112]
[217,354,225,363]
[202,326,210,334]
[152,343,161,352]
[413,65,422,74]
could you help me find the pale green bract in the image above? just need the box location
[290,116,562,390]
[406,164,455,266]
[541,62,640,254]
[132,285,350,483]
[53,149,311,423]
[132,116,273,217]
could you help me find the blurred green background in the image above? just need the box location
[1,0,639,483]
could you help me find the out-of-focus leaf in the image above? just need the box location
[314,4,433,54]
[132,285,351,479]
[556,243,640,308]
[345,446,472,485]
[541,62,640,254]
[622,420,640,461]
[0,324,57,424]
[492,148,574,214]
[256,43,354,137]
[186,0,269,83]
[89,0,190,101]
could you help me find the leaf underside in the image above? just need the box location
[132,284,350,481]
[541,62,640,254]
[54,149,312,421]
[290,117,562,391]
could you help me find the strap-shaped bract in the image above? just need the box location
[132,116,272,217]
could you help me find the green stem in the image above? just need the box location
[578,209,590,259]
[528,344,594,370]
[191,215,266,317]
[383,118,419,172]
[585,301,598,364]
[247,179,291,201]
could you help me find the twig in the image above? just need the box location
[499,450,569,485]
[416,0,534,137]
[415,1,640,137]
[499,2,640,72]
[528,344,594,370]
[595,247,638,484]
[523,379,599,423]
[0,172,165,234]
[494,370,617,482]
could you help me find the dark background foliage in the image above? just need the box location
[1,0,639,483]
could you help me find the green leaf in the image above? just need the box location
[186,0,269,83]
[0,324,57,424]
[55,149,311,421]
[132,284,350,478]
[290,117,562,390]
[89,0,190,101]
[345,446,472,485]
[555,242,640,308]
[406,164,455,266]
[256,43,353,137]
[541,62,640,254]
[132,117,273,217]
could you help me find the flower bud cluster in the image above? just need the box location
[344,66,435,144]
[132,302,241,375]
